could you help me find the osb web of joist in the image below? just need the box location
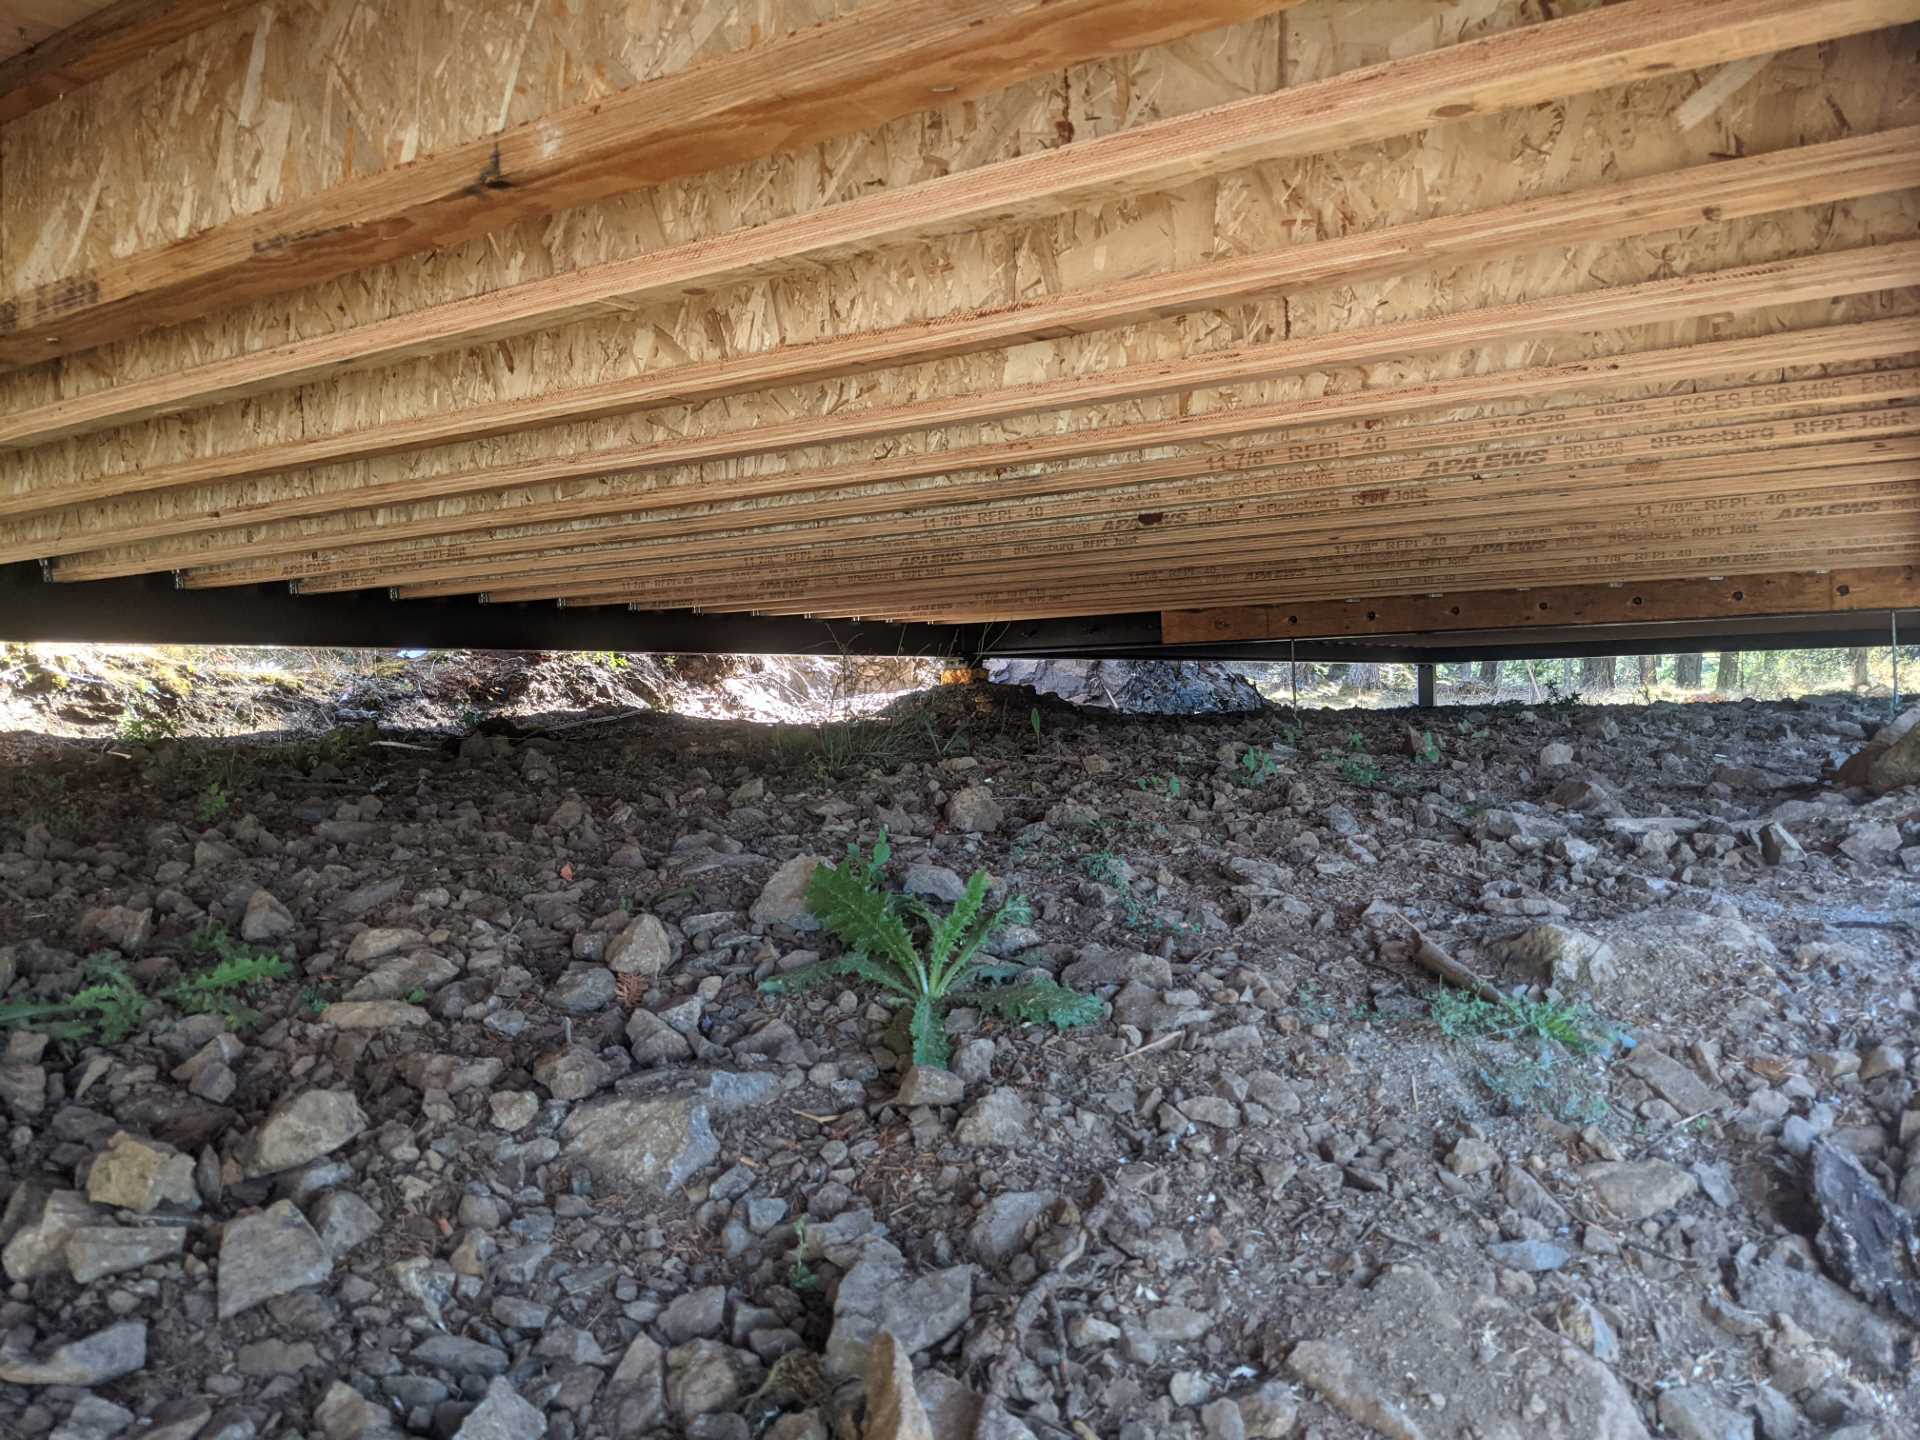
[0,0,1917,633]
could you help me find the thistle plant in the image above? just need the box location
[761,834,1101,1067]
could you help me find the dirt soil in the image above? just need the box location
[0,674,1917,1440]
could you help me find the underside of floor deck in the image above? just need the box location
[0,0,1916,654]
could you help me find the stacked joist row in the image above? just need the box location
[0,0,1916,635]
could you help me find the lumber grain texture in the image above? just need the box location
[5,117,1913,452]
[0,0,1296,367]
[1159,567,1920,644]
[27,321,1920,576]
[0,0,253,125]
[7,242,1912,543]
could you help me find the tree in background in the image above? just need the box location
[1479,660,1500,688]
[1580,656,1616,691]
[1715,651,1742,692]
[1675,654,1704,688]
[1850,648,1872,689]
[1637,654,1660,688]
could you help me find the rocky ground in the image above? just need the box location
[0,673,1917,1440]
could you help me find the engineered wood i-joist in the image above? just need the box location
[5,0,1912,416]
[160,366,1920,590]
[0,0,1298,367]
[1158,567,1920,645]
[34,320,1920,578]
[286,430,1920,599]
[455,465,1920,605]
[9,126,1917,463]
[0,0,254,125]
[9,242,1914,558]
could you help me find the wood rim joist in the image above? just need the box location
[33,321,1920,581]
[9,124,1916,478]
[0,0,1302,368]
[6,246,1917,566]
[273,434,1920,600]
[1156,566,1920,645]
[145,365,1920,590]
[6,0,1914,429]
[447,477,1920,609]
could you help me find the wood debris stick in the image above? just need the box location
[1408,929,1506,1005]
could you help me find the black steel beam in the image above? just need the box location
[1,564,1910,663]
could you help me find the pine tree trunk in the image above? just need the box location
[1714,651,1741,692]
[1638,654,1660,686]
[1580,656,1616,691]
[1675,654,1703,688]
[1341,662,1382,693]
[1850,647,1872,689]
[1479,660,1499,688]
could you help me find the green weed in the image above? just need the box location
[1338,758,1381,786]
[1237,748,1280,786]
[197,780,231,822]
[1135,774,1182,798]
[0,935,290,1045]
[761,834,1100,1068]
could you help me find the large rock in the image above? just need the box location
[826,1255,973,1377]
[751,856,826,931]
[1733,1256,1911,1373]
[560,1093,718,1195]
[218,1200,334,1318]
[1836,705,1920,791]
[0,1320,147,1386]
[244,1090,369,1176]
[1287,1264,1647,1439]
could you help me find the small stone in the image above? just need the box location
[825,1257,972,1377]
[308,1190,382,1257]
[0,1320,147,1386]
[607,913,675,976]
[86,1133,198,1213]
[751,856,826,931]
[1444,1137,1498,1177]
[665,1340,748,1419]
[1657,1387,1753,1440]
[1234,1380,1298,1439]
[240,889,296,942]
[245,1090,368,1176]
[955,1088,1030,1147]
[1758,823,1805,867]
[1539,742,1575,768]
[944,786,1004,834]
[344,927,421,964]
[548,963,617,1013]
[662,1286,728,1344]
[561,1093,718,1195]
[896,1066,965,1108]
[318,999,430,1028]
[1579,1159,1698,1221]
[78,905,152,952]
[969,1191,1055,1266]
[66,1225,186,1282]
[864,1331,933,1440]
[3,1188,103,1281]
[490,1092,539,1131]
[534,1046,612,1101]
[218,1200,333,1318]
[453,1378,547,1440]
[1488,1238,1570,1272]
